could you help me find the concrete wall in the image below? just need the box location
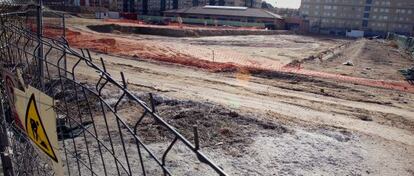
[87,24,290,37]
[164,13,285,29]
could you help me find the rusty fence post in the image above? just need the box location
[0,96,14,176]
[37,0,45,90]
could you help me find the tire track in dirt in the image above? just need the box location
[66,52,414,146]
[108,59,414,121]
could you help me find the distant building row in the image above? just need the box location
[52,0,262,15]
[300,0,414,36]
[164,6,284,29]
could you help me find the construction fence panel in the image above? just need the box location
[0,3,227,176]
[388,33,414,82]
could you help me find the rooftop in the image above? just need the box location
[164,6,283,19]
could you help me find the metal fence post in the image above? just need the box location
[62,13,67,76]
[37,0,45,90]
[0,97,14,176]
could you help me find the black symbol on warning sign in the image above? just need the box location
[30,119,48,149]
[30,119,39,140]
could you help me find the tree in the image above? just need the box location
[261,2,268,8]
[261,1,274,9]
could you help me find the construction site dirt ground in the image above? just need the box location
[55,17,414,175]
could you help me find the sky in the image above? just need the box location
[267,0,301,9]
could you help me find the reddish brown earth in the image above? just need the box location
[42,26,414,93]
[103,18,265,31]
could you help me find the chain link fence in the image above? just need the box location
[0,1,227,176]
[387,32,414,57]
[387,33,414,83]
[139,15,267,28]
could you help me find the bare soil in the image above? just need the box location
[54,17,414,176]
[59,50,414,175]
[44,17,414,92]
[87,24,289,37]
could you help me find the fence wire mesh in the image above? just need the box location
[387,33,414,82]
[0,2,226,176]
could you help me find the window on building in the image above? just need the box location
[366,0,372,4]
[364,6,371,11]
[364,13,370,18]
[362,20,368,27]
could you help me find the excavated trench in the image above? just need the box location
[87,24,289,37]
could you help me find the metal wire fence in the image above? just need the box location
[387,33,414,82]
[387,32,414,57]
[139,15,267,28]
[0,2,226,176]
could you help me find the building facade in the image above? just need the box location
[136,0,262,15]
[59,0,262,15]
[64,0,261,14]
[300,0,414,36]
[164,6,284,29]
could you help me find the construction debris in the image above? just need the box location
[399,67,414,82]
[342,61,354,66]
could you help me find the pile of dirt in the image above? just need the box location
[42,27,414,93]
[43,27,240,72]
[121,95,289,147]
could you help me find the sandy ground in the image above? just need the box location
[43,17,414,175]
[55,50,414,175]
[45,17,414,92]
[65,17,347,70]
[167,35,343,67]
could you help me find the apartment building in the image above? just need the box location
[300,0,414,36]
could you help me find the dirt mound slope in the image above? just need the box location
[119,94,289,147]
[302,39,414,80]
[87,24,290,37]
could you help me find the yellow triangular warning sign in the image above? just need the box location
[25,94,58,162]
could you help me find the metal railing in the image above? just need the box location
[387,33,414,83]
[0,2,227,176]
